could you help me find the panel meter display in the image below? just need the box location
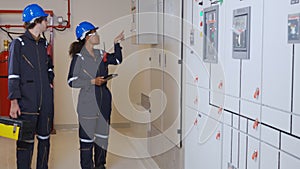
[232,7,251,59]
[203,5,219,63]
[288,13,300,43]
[233,15,248,49]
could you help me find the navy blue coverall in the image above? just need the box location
[67,43,122,169]
[8,30,54,169]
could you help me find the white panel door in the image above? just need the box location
[149,0,164,160]
[162,0,182,146]
[293,45,300,136]
[280,152,300,169]
[209,1,226,109]
[223,0,241,113]
[281,133,300,159]
[222,117,232,169]
[262,0,293,112]
[231,129,239,168]
[247,137,260,169]
[197,114,222,169]
[260,143,279,169]
[151,1,183,169]
[241,101,261,134]
[185,84,199,111]
[262,106,291,133]
[293,44,300,114]
[240,1,264,104]
[185,49,210,89]
[238,132,247,169]
[184,107,208,169]
[292,115,300,137]
[150,47,164,132]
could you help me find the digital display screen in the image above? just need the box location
[233,14,248,50]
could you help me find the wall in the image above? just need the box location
[0,0,151,127]
[184,0,300,169]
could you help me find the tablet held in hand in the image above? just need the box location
[103,74,118,80]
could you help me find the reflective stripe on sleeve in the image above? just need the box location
[68,77,78,84]
[76,53,84,60]
[17,37,24,46]
[8,75,20,79]
[116,58,120,64]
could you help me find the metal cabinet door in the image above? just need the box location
[197,113,222,169]
[222,118,233,169]
[260,143,279,169]
[222,0,241,113]
[280,152,300,169]
[247,137,260,169]
[162,0,182,147]
[240,0,264,104]
[262,0,294,112]
[184,107,207,169]
[292,45,300,137]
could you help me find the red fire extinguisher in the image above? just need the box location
[0,40,10,117]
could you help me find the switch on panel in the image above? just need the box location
[203,5,219,63]
[288,13,300,43]
[291,0,299,5]
[190,29,195,46]
[232,6,251,59]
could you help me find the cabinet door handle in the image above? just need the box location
[253,118,259,130]
[159,53,161,67]
[215,131,221,140]
[252,150,258,160]
[164,53,167,67]
[254,88,260,99]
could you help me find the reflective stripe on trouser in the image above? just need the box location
[36,135,50,169]
[16,111,53,169]
[16,114,37,169]
[35,108,53,169]
[78,115,110,168]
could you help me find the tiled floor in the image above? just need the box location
[0,127,158,169]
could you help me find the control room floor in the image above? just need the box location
[0,126,156,169]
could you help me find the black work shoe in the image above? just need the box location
[94,164,106,169]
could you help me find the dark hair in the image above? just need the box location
[24,16,47,29]
[69,40,85,56]
[68,29,94,56]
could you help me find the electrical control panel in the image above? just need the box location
[288,13,300,43]
[291,0,300,5]
[232,6,251,59]
[131,0,158,44]
[203,5,219,63]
